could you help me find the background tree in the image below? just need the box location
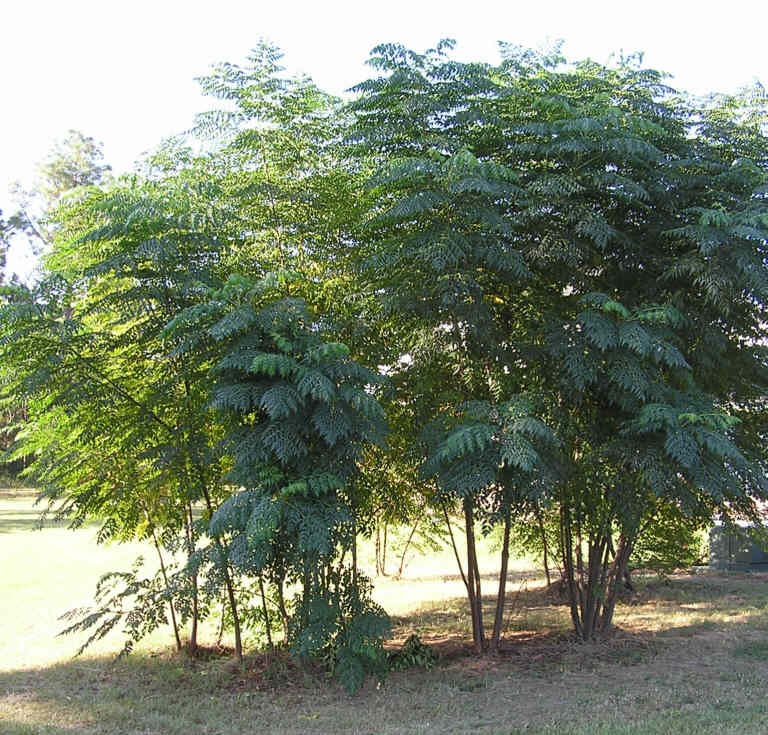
[8,130,111,255]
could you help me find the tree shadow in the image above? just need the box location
[0,508,70,534]
[3,572,768,734]
[394,569,545,584]
[389,570,768,672]
[1,719,91,734]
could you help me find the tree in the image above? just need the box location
[349,41,768,642]
[490,51,768,637]
[0,46,393,689]
[347,42,557,651]
[165,271,390,692]
[8,130,111,255]
[4,39,766,679]
[0,209,9,282]
[0,168,241,657]
[0,133,111,479]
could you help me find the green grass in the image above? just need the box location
[3,486,768,734]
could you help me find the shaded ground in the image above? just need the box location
[3,487,768,734]
[4,582,768,735]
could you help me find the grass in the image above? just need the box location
[2,486,768,734]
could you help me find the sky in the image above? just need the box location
[3,0,767,278]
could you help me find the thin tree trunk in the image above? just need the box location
[464,497,484,652]
[258,574,273,648]
[184,504,198,654]
[535,506,552,588]
[150,527,181,652]
[276,574,290,635]
[397,518,420,578]
[381,522,389,576]
[600,535,633,631]
[224,568,243,663]
[560,503,583,637]
[182,378,238,658]
[216,600,226,647]
[442,502,469,592]
[575,523,585,622]
[582,536,607,640]
[352,530,358,588]
[491,505,512,652]
[199,483,243,663]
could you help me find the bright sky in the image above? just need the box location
[3,0,767,278]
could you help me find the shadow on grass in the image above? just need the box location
[2,720,91,735]
[0,508,72,534]
[4,574,768,734]
[393,569,545,584]
[0,652,226,735]
[390,571,768,671]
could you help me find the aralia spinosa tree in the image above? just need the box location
[1,39,767,688]
[348,40,768,639]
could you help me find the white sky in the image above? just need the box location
[3,0,767,278]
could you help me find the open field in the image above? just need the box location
[3,487,768,734]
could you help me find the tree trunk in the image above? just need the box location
[560,503,583,637]
[443,502,469,591]
[223,565,244,663]
[535,506,552,588]
[276,573,290,635]
[150,527,181,652]
[397,518,420,578]
[199,484,243,663]
[258,574,273,648]
[216,599,226,647]
[599,535,633,631]
[352,530,358,588]
[184,504,198,654]
[464,497,485,652]
[491,505,511,652]
[381,522,388,576]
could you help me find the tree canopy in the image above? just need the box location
[2,40,767,690]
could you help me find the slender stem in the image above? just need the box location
[491,505,511,651]
[464,497,484,652]
[352,530,358,589]
[561,502,582,637]
[535,505,552,587]
[276,573,290,634]
[258,574,273,648]
[199,481,243,663]
[184,503,198,653]
[150,525,181,652]
[442,502,469,592]
[381,521,388,576]
[397,518,420,578]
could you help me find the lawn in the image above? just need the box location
[2,486,768,734]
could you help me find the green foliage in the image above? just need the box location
[423,398,559,503]
[4,37,768,673]
[58,556,175,658]
[290,567,390,694]
[166,270,389,688]
[350,39,768,641]
[631,504,708,575]
[387,634,438,672]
